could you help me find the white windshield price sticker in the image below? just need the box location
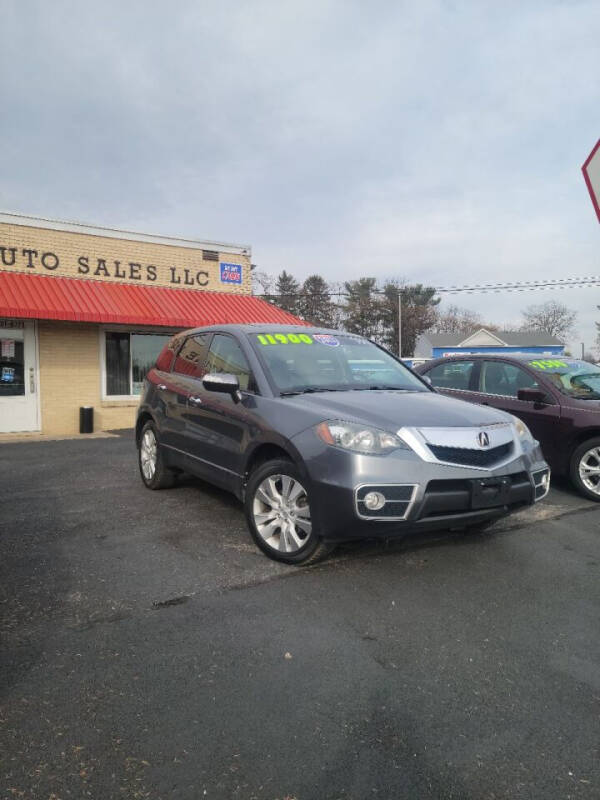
[312,334,340,347]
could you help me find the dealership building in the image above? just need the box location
[0,212,299,436]
[414,328,565,360]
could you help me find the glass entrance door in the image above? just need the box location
[0,320,40,433]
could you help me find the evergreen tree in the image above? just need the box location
[378,281,440,356]
[342,278,380,340]
[274,270,300,316]
[299,275,335,327]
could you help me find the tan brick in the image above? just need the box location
[0,221,252,293]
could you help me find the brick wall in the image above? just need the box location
[39,322,138,435]
[0,221,252,294]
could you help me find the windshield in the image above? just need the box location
[527,358,600,400]
[250,331,428,394]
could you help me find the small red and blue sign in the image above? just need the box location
[313,334,340,347]
[220,262,242,284]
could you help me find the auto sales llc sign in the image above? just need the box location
[0,240,244,291]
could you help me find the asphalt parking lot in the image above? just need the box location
[1,431,599,800]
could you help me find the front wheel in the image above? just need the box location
[244,459,334,565]
[570,438,600,502]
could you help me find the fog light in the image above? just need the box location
[364,491,386,511]
[540,472,549,489]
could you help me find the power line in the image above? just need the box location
[256,274,600,298]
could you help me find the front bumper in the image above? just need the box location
[293,429,550,542]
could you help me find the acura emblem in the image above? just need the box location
[478,431,490,448]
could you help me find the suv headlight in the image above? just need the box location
[316,420,409,455]
[512,416,535,444]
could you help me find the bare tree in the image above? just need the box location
[251,269,274,295]
[429,305,483,335]
[521,300,577,341]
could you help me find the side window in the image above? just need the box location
[427,361,475,391]
[205,334,253,391]
[480,362,539,397]
[173,334,211,379]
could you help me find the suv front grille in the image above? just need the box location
[427,442,513,468]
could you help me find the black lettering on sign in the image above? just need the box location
[196,270,209,286]
[114,260,126,279]
[129,262,141,280]
[147,265,157,281]
[22,249,38,268]
[0,247,16,266]
[41,251,59,270]
[169,267,181,284]
[77,255,89,274]
[94,259,109,277]
[183,268,194,286]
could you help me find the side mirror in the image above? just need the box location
[422,375,433,386]
[517,387,548,404]
[202,373,242,402]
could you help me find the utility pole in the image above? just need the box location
[398,292,402,358]
[581,342,585,359]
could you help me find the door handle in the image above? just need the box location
[157,384,167,391]
[188,395,203,407]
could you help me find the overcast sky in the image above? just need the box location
[2,0,599,352]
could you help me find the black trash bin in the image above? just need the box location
[80,406,94,434]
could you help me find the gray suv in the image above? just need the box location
[136,325,550,564]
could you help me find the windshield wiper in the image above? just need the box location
[279,387,343,397]
[352,385,414,391]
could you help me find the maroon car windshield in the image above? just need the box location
[528,358,600,400]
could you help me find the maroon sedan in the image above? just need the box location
[415,355,600,501]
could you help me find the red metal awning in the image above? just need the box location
[0,271,306,328]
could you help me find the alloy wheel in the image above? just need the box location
[140,429,157,481]
[252,474,312,553]
[578,446,600,496]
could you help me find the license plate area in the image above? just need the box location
[470,476,511,509]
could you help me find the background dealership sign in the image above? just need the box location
[582,138,600,224]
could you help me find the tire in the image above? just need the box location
[569,437,600,502]
[244,459,334,565]
[138,421,176,490]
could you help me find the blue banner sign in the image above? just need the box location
[220,262,242,284]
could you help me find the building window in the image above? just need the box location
[104,332,171,397]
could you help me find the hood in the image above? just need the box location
[282,390,512,432]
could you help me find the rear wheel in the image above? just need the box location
[138,421,176,490]
[570,438,600,502]
[244,459,334,565]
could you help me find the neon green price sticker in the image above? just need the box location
[529,359,568,370]
[256,333,313,345]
